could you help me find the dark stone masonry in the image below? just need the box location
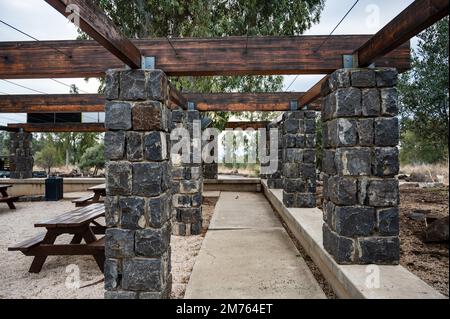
[321,68,400,265]
[170,108,203,236]
[264,121,284,189]
[282,110,317,208]
[103,69,172,299]
[9,131,33,179]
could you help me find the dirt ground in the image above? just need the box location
[0,197,218,299]
[399,184,449,296]
[317,183,449,297]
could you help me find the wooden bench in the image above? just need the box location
[9,203,106,273]
[0,195,22,209]
[72,194,96,207]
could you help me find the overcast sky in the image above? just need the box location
[0,0,416,125]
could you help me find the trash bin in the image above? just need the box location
[45,177,64,201]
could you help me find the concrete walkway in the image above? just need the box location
[185,192,326,299]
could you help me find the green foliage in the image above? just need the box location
[79,144,106,175]
[35,145,63,175]
[398,17,449,164]
[0,132,9,157]
[92,0,325,128]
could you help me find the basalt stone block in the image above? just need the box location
[176,207,202,224]
[303,150,316,164]
[190,222,202,235]
[180,180,202,194]
[377,207,399,236]
[171,109,185,123]
[357,118,374,146]
[304,111,317,119]
[329,119,358,147]
[374,117,399,147]
[296,135,305,148]
[147,70,168,102]
[132,162,169,197]
[126,132,143,161]
[283,119,300,134]
[322,92,336,121]
[283,191,296,207]
[173,194,191,208]
[367,179,399,207]
[132,101,167,131]
[105,70,120,100]
[284,134,297,148]
[283,111,304,120]
[284,149,302,163]
[283,163,298,178]
[299,163,316,179]
[172,222,186,236]
[322,150,336,175]
[329,176,357,206]
[376,68,398,87]
[105,228,135,258]
[148,192,171,228]
[105,291,138,299]
[122,258,166,291]
[351,69,376,87]
[105,131,126,160]
[335,148,371,176]
[144,132,167,161]
[105,196,119,227]
[362,89,381,116]
[372,147,399,177]
[323,223,355,264]
[119,197,146,230]
[135,224,171,257]
[106,162,132,195]
[120,70,146,100]
[305,134,316,148]
[186,110,200,122]
[297,193,316,208]
[105,102,132,130]
[284,179,305,193]
[304,118,316,134]
[335,88,362,117]
[268,179,283,189]
[357,236,400,264]
[333,206,375,237]
[380,88,398,116]
[329,69,351,91]
[104,258,120,290]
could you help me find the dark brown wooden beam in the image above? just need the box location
[356,0,449,67]
[0,125,20,132]
[8,123,105,133]
[299,0,449,108]
[0,35,410,78]
[0,92,318,113]
[298,76,328,108]
[44,0,142,68]
[225,121,269,130]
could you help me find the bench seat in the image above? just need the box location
[8,233,46,252]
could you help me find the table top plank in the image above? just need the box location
[88,183,106,191]
[35,203,105,228]
[0,184,12,189]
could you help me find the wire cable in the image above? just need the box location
[0,79,47,94]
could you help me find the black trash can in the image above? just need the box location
[45,177,64,201]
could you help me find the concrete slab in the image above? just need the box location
[203,191,221,198]
[186,190,326,299]
[261,180,446,299]
[209,192,280,230]
[185,228,326,299]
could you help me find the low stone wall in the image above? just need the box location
[3,178,105,196]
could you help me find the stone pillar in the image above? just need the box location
[103,69,172,299]
[170,109,203,236]
[9,131,33,179]
[282,110,317,208]
[202,135,218,179]
[266,122,283,188]
[321,68,400,265]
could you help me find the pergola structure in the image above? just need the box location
[0,0,448,299]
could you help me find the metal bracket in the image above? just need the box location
[289,100,298,111]
[187,101,196,110]
[343,54,355,68]
[141,56,155,70]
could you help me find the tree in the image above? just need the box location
[79,144,106,176]
[35,145,63,175]
[398,17,449,164]
[90,0,325,128]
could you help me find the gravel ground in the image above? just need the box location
[0,197,218,299]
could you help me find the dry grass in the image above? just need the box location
[400,162,449,185]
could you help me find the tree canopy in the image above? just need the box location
[398,17,449,164]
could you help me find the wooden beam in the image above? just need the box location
[0,92,318,113]
[0,125,20,132]
[8,123,105,133]
[356,0,449,67]
[0,35,410,78]
[225,121,269,130]
[0,94,103,113]
[298,76,328,108]
[299,0,449,108]
[44,0,141,68]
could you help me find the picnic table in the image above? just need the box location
[72,183,106,207]
[0,184,21,209]
[8,203,106,273]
